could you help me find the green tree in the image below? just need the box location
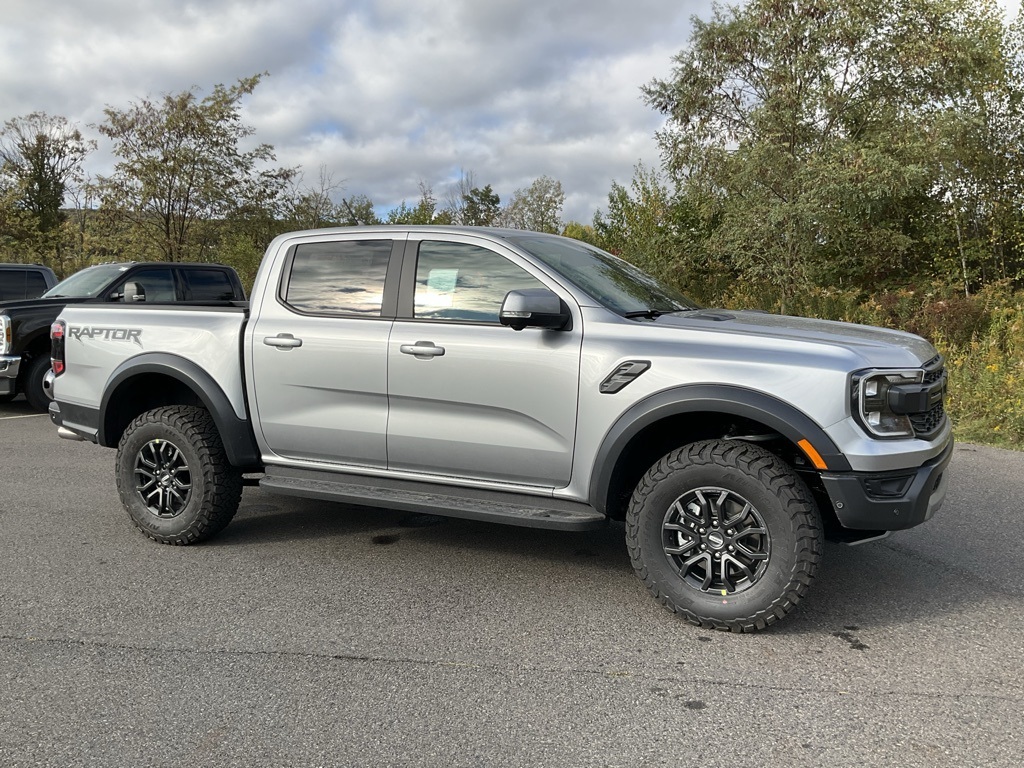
[386,182,451,224]
[499,175,564,233]
[96,74,294,262]
[462,185,501,226]
[441,169,502,226]
[644,0,1006,310]
[340,194,381,226]
[0,112,94,268]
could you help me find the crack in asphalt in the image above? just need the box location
[2,632,1021,704]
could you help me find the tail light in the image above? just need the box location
[50,320,66,376]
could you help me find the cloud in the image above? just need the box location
[1,0,711,223]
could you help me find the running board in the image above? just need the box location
[259,467,607,531]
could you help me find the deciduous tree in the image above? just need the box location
[96,74,294,262]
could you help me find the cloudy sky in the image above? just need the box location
[2,0,1021,224]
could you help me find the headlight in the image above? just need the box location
[0,315,10,356]
[852,369,924,438]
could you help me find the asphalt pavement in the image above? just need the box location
[1,397,1021,767]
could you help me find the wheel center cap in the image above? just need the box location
[707,531,726,550]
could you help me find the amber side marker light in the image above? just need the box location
[798,439,828,470]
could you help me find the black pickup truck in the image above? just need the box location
[0,263,58,301]
[0,261,245,410]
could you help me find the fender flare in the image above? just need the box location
[588,384,851,514]
[100,352,260,468]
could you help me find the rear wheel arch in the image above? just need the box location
[99,354,261,471]
[589,385,850,520]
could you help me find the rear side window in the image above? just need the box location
[0,270,29,300]
[183,269,237,301]
[0,269,50,300]
[24,270,48,298]
[284,240,392,316]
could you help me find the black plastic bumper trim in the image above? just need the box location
[820,440,953,531]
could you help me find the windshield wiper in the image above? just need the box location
[623,308,696,319]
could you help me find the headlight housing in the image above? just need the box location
[852,369,924,439]
[0,315,10,356]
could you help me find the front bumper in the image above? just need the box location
[0,354,21,395]
[820,439,953,532]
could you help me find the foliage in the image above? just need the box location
[0,112,94,270]
[643,0,1008,311]
[95,74,295,262]
[341,195,381,226]
[461,184,501,226]
[499,175,565,233]
[386,182,451,225]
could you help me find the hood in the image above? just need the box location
[648,309,937,368]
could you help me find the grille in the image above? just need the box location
[911,356,946,439]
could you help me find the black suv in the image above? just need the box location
[1,261,245,410]
[0,264,58,301]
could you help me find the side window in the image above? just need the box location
[115,268,176,302]
[0,270,27,301]
[183,269,237,301]
[284,240,392,316]
[24,270,48,298]
[413,241,546,323]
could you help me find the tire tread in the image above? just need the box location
[625,440,822,633]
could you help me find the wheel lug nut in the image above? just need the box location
[699,528,706,534]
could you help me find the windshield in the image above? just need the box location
[42,263,135,298]
[506,235,699,315]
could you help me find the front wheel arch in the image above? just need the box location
[589,384,850,519]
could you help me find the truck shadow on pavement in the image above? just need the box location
[210,485,1018,636]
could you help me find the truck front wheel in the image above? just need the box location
[23,354,51,412]
[626,440,822,632]
[116,405,242,545]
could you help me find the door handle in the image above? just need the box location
[400,341,445,359]
[263,334,302,349]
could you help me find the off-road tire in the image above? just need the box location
[626,440,822,633]
[116,405,242,545]
[22,354,51,412]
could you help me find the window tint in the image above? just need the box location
[0,270,27,301]
[285,240,392,316]
[184,269,236,301]
[24,271,48,298]
[115,268,176,302]
[414,241,546,323]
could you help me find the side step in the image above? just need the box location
[259,467,607,531]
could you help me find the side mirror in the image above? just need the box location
[499,288,571,331]
[122,282,146,302]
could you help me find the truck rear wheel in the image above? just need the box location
[116,405,242,545]
[626,440,822,632]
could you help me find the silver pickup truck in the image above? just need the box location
[48,226,952,632]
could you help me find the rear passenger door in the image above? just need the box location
[248,234,401,468]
